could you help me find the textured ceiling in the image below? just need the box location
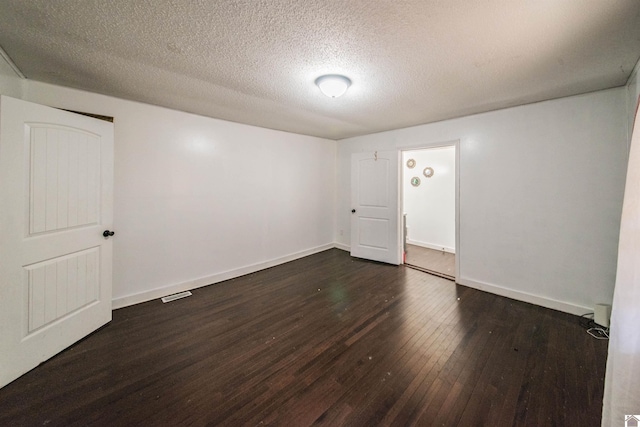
[1,1,639,140]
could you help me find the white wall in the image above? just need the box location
[602,56,640,427]
[402,147,455,252]
[2,80,336,307]
[0,66,630,315]
[337,89,628,314]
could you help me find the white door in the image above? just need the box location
[350,150,401,265]
[0,96,114,388]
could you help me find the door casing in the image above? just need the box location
[399,140,460,281]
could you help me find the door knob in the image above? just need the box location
[351,209,356,213]
[103,230,115,238]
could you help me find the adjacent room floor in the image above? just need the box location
[0,249,607,426]
[405,244,455,279]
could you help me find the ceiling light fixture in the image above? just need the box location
[315,74,351,98]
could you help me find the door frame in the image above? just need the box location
[399,140,460,281]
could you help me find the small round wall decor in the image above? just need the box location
[411,176,421,187]
[406,159,416,169]
[423,167,434,178]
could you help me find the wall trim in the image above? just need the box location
[0,46,26,79]
[626,56,640,88]
[398,140,461,283]
[406,239,455,254]
[112,243,335,309]
[334,242,350,252]
[457,276,591,316]
[114,242,591,316]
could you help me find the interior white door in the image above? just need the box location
[0,95,114,388]
[350,150,401,265]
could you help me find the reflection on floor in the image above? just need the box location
[405,244,455,280]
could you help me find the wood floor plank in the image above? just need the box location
[0,249,607,426]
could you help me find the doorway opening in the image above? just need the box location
[401,145,457,280]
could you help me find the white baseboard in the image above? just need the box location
[334,242,350,252]
[457,276,591,316]
[322,243,588,316]
[406,239,455,254]
[112,243,335,309]
[113,242,592,317]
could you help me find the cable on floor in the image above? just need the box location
[579,313,609,340]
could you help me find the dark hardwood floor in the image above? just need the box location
[405,244,455,279]
[0,249,607,426]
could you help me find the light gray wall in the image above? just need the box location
[3,79,336,307]
[337,89,628,314]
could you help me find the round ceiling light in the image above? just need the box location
[315,74,351,98]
